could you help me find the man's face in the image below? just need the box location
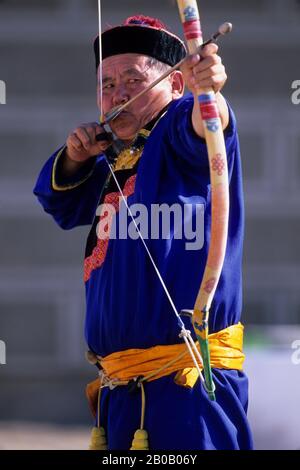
[99,53,178,142]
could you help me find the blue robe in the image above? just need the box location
[34,94,253,450]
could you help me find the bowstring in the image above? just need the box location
[96,0,205,385]
[98,0,103,122]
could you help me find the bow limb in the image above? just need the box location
[177,0,230,400]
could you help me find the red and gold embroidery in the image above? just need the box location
[84,175,136,282]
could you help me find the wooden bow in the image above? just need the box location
[177,0,230,400]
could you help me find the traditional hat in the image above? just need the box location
[94,15,186,70]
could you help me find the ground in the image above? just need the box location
[0,422,90,450]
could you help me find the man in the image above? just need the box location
[34,15,253,450]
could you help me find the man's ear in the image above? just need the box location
[170,70,185,98]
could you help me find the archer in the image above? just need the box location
[34,13,253,451]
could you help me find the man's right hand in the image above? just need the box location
[59,122,110,178]
[65,122,110,163]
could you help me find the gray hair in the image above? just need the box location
[147,57,172,75]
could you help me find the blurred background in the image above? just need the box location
[0,0,300,450]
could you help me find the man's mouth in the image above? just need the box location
[115,110,130,119]
[112,111,134,126]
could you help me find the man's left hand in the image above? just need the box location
[181,43,227,94]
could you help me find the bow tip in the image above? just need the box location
[219,22,233,35]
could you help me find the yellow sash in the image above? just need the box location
[86,323,244,416]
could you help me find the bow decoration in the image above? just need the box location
[177,0,230,400]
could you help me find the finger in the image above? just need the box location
[76,127,93,150]
[201,42,218,57]
[195,74,226,92]
[193,55,221,73]
[90,140,111,155]
[82,124,97,141]
[181,53,201,71]
[95,140,110,152]
[82,122,103,142]
[94,123,104,135]
[68,133,83,151]
[86,122,109,143]
[193,64,225,81]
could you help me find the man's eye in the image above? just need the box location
[104,84,114,90]
[128,79,139,84]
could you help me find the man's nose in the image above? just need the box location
[112,85,129,107]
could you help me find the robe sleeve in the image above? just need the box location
[33,146,109,230]
[166,94,238,173]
